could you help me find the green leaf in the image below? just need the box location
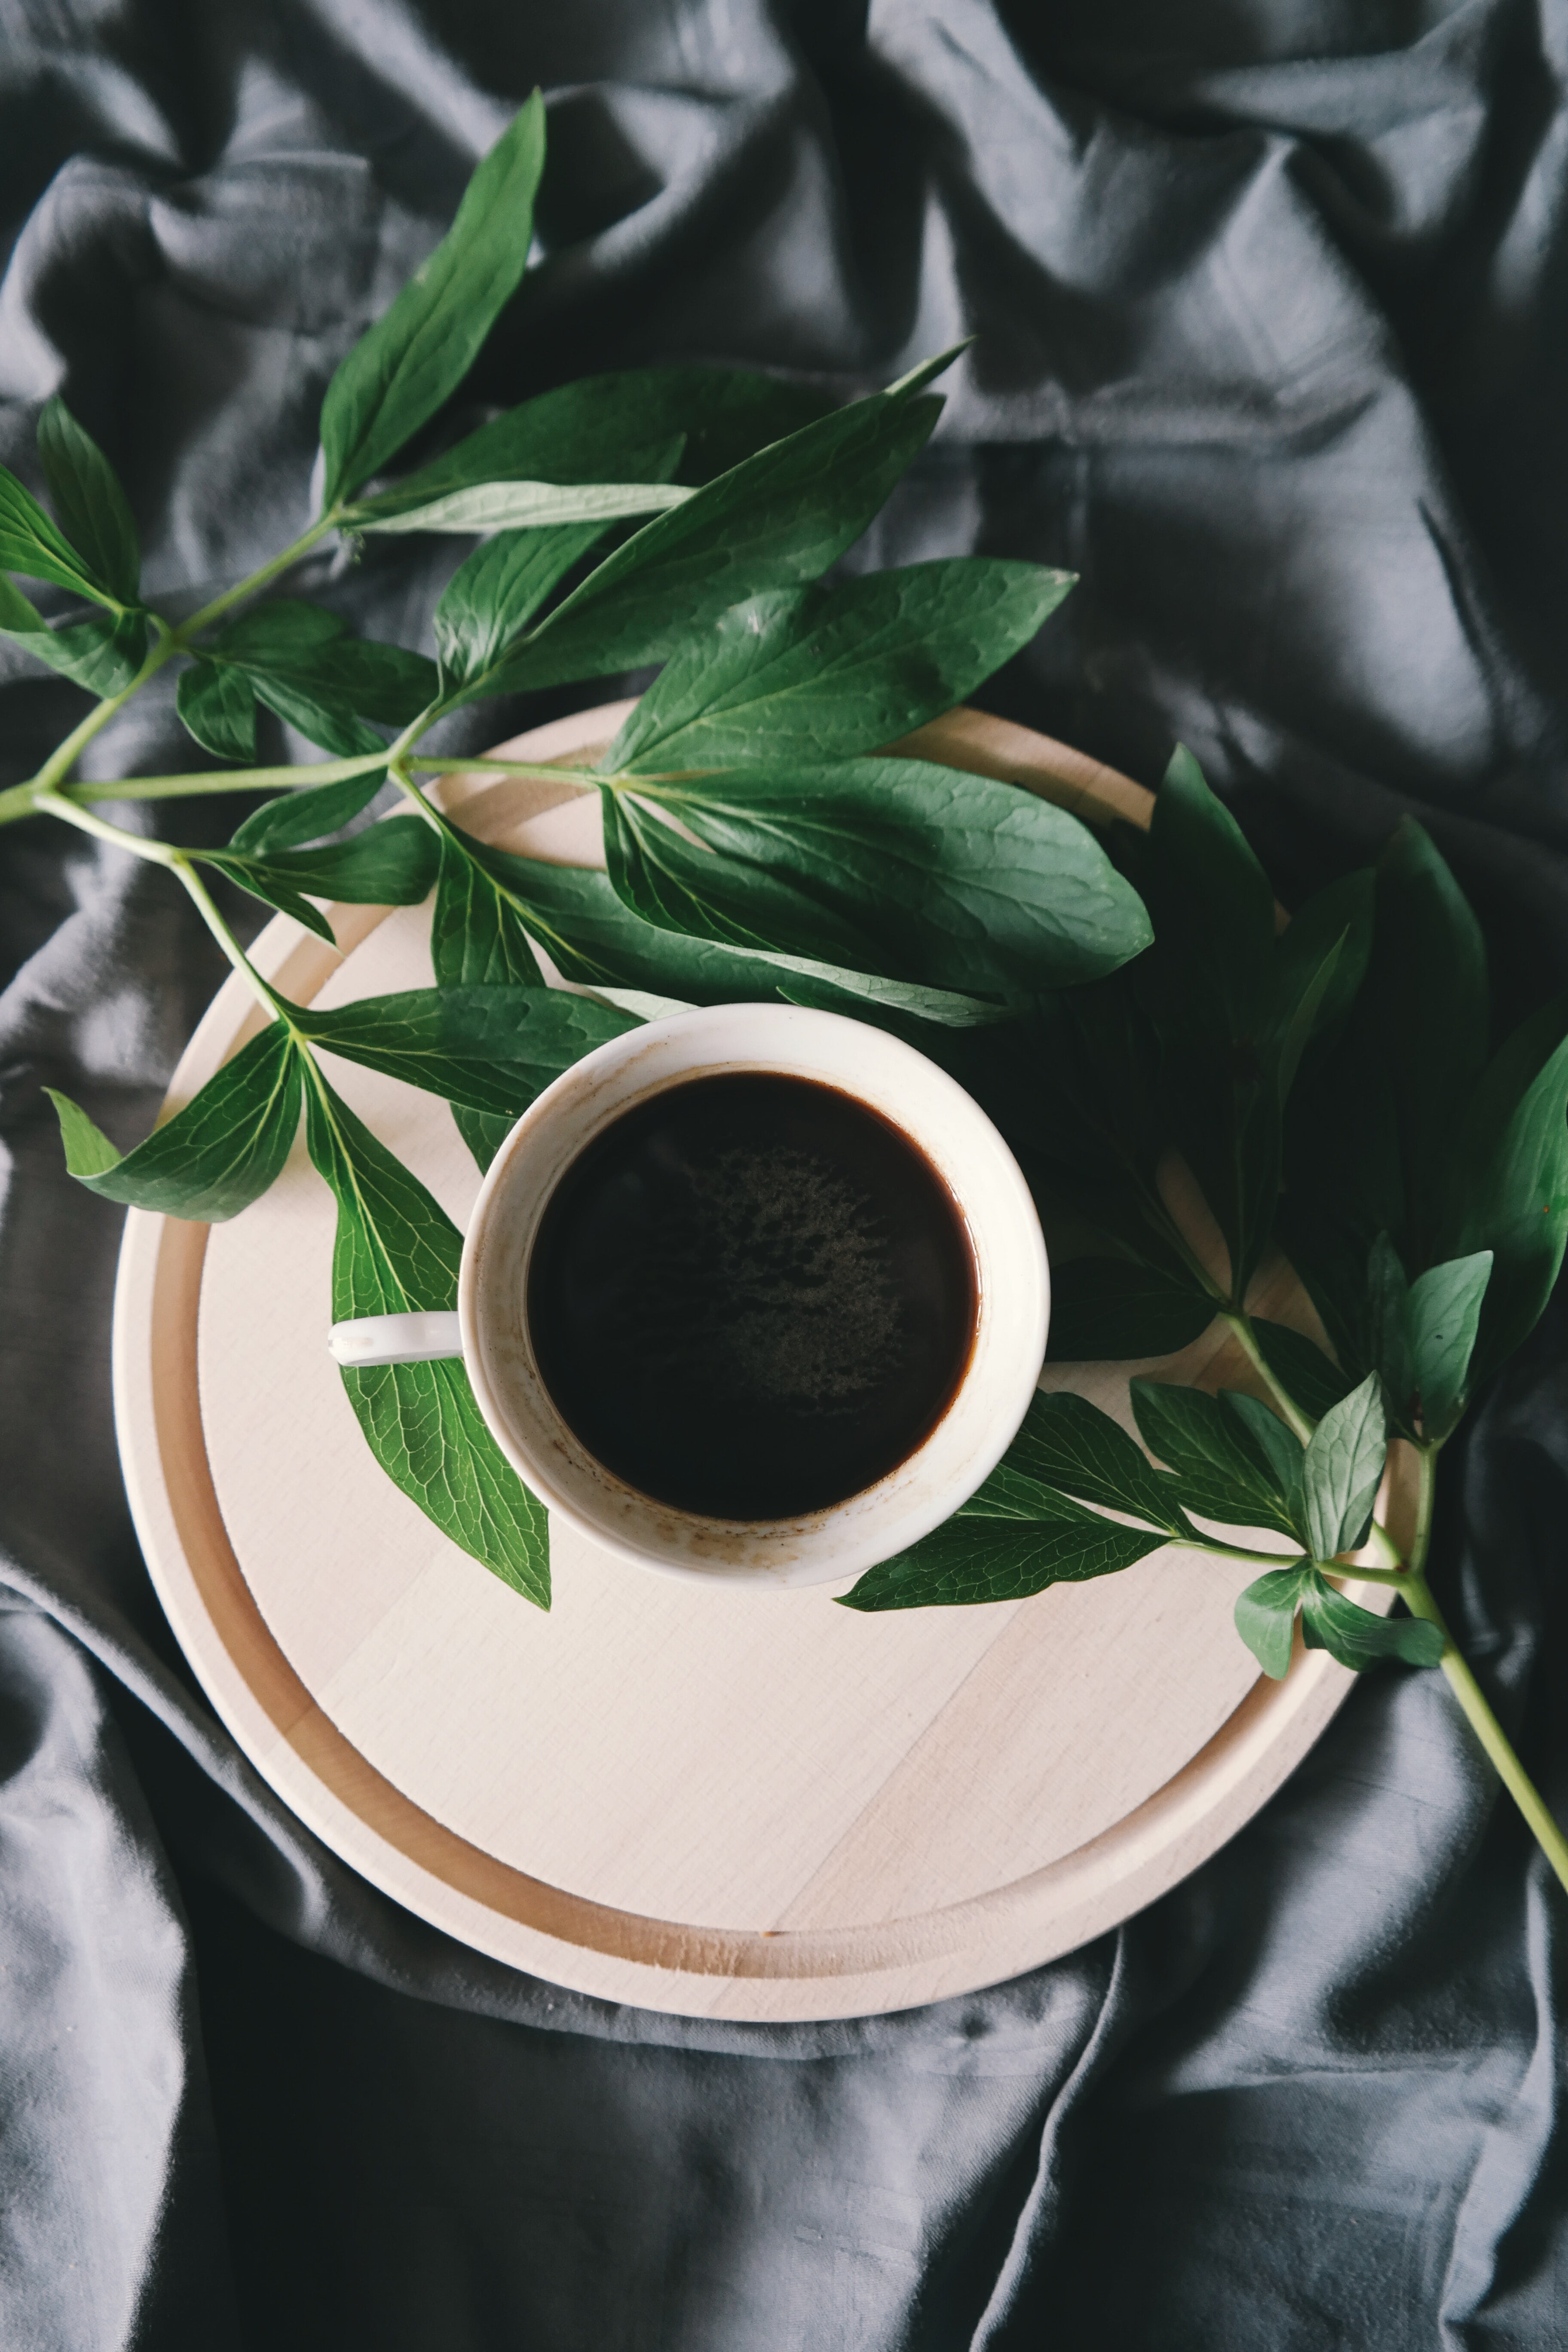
[228,769,390,854]
[318,92,547,508]
[1234,1562,1316,1679]
[1367,1230,1415,1430]
[1044,1257,1216,1363]
[1144,744,1275,1035]
[426,432,690,687]
[44,1024,302,1220]
[1273,928,1346,1107]
[1376,820,1489,1261]
[1130,1378,1305,1541]
[1000,1388,1196,1534]
[1249,1320,1354,1421]
[0,574,147,694]
[0,468,118,604]
[474,377,948,700]
[1273,871,1374,1056]
[345,367,834,523]
[205,814,438,938]
[1301,1372,1386,1562]
[1447,1012,1568,1384]
[357,477,692,536]
[838,1498,1166,1611]
[177,657,256,763]
[250,674,386,760]
[609,755,1152,995]
[36,396,140,604]
[432,825,1004,1032]
[1220,1392,1305,1525]
[199,600,434,756]
[1403,1250,1492,1438]
[1300,1580,1446,1671]
[303,1069,549,1603]
[289,983,637,1117]
[604,562,1074,774]
[208,601,438,726]
[601,785,871,972]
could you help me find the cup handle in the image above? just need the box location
[328,1312,463,1367]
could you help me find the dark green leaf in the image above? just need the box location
[0,574,147,694]
[428,435,688,687]
[1404,1250,1492,1438]
[601,784,872,972]
[1234,1562,1316,1679]
[289,982,637,1117]
[1448,1011,1568,1384]
[433,825,1004,1031]
[36,396,140,603]
[1045,1257,1216,1363]
[838,1499,1166,1611]
[1250,1320,1353,1421]
[1300,1580,1446,1671]
[345,367,835,522]
[177,657,256,763]
[1130,1378,1305,1541]
[0,468,116,603]
[1274,871,1374,1056]
[318,92,547,508]
[250,673,386,759]
[1301,1372,1386,1561]
[1000,1388,1196,1534]
[228,768,389,854]
[205,814,438,938]
[475,379,949,700]
[605,562,1074,774]
[1375,820,1489,1262]
[1274,929,1346,1107]
[1220,1392,1305,1525]
[1367,1231,1415,1431]
[1145,744,1275,1035]
[611,755,1152,995]
[44,1024,301,1220]
[303,1069,548,1602]
[208,601,438,726]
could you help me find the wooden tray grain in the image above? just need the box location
[113,704,1386,2021]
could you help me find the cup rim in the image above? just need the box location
[457,1003,1049,1589]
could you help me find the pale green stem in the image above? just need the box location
[1221,1309,1314,1444]
[1195,1539,1308,1569]
[1395,1445,1568,1896]
[174,513,338,642]
[35,788,279,1023]
[25,620,181,800]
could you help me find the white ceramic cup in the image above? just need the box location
[328,1003,1049,1587]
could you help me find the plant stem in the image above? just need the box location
[0,515,345,828]
[1197,1539,1311,1569]
[174,514,337,642]
[1397,1445,1568,1896]
[35,789,279,1022]
[407,754,597,784]
[23,621,181,801]
[1222,1310,1315,1443]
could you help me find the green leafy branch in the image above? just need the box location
[9,96,1143,1612]
[842,752,1568,1893]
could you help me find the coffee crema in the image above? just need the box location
[526,1072,979,1520]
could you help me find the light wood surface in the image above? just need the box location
[113,704,1389,2021]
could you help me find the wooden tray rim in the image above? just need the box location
[113,701,1368,2022]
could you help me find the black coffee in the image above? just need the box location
[527,1073,978,1519]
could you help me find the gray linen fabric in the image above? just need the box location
[3,2,1568,2343]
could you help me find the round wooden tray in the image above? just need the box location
[113,703,1385,2022]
